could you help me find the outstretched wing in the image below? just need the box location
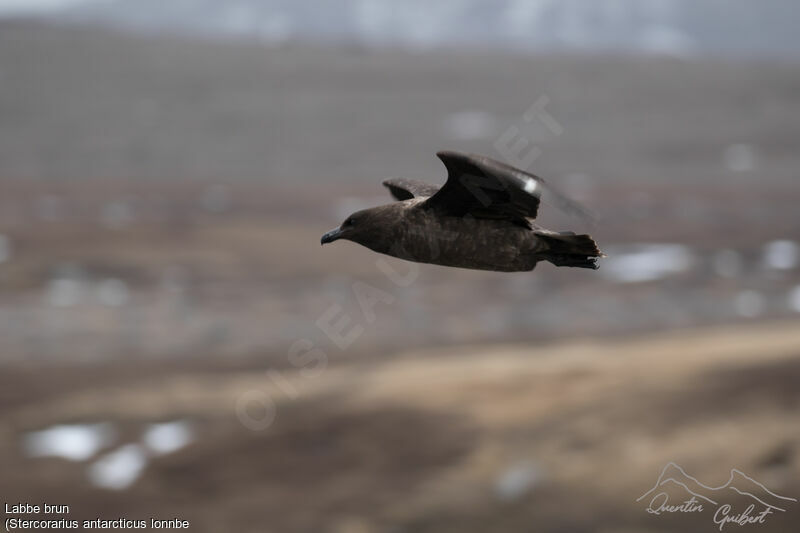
[382,178,440,201]
[424,150,595,226]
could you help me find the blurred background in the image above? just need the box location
[1,1,799,531]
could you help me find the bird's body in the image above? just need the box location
[321,151,604,272]
[350,199,543,271]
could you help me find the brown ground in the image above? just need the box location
[1,321,799,532]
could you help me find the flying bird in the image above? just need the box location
[321,151,604,272]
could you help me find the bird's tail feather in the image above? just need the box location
[538,233,604,270]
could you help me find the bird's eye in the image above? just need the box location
[344,217,355,227]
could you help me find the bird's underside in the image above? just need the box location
[321,151,604,272]
[377,200,601,271]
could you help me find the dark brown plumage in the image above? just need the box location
[320,151,604,272]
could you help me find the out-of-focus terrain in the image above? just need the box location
[0,22,799,533]
[2,322,799,532]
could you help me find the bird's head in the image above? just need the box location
[320,205,400,253]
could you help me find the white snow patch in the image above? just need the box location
[601,244,694,283]
[494,461,544,501]
[23,423,115,461]
[787,285,800,313]
[88,444,148,490]
[763,240,799,270]
[142,420,194,456]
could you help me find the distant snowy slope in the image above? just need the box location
[1,0,798,58]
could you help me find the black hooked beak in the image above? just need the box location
[320,227,343,245]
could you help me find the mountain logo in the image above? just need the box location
[637,462,796,530]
